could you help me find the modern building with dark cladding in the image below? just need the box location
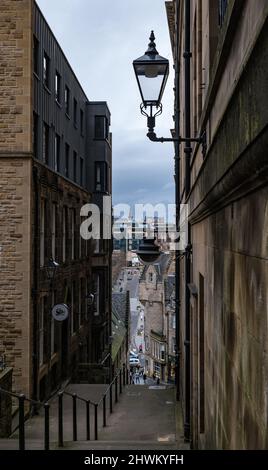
[0,0,112,402]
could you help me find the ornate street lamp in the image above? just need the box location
[44,258,59,285]
[133,31,206,151]
[133,31,169,108]
[136,238,161,265]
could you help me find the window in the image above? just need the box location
[65,85,70,115]
[73,98,77,126]
[80,157,84,186]
[94,239,100,254]
[55,71,61,103]
[43,123,49,164]
[39,297,45,366]
[71,281,75,335]
[93,274,100,316]
[71,209,75,260]
[219,0,228,26]
[33,36,39,76]
[95,115,108,140]
[78,278,83,327]
[73,151,77,182]
[80,109,84,136]
[43,52,50,88]
[79,224,82,259]
[153,362,161,377]
[161,344,165,361]
[199,273,205,433]
[54,134,60,172]
[172,337,176,354]
[52,204,56,259]
[40,199,45,267]
[148,272,153,282]
[62,206,67,262]
[33,112,38,158]
[95,161,107,192]
[65,143,70,178]
[51,291,55,356]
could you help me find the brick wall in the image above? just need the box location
[0,159,32,396]
[0,0,33,152]
[0,0,33,396]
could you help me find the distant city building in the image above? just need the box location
[0,1,112,400]
[139,254,174,381]
[112,292,130,374]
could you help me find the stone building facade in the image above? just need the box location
[139,254,173,381]
[0,0,112,401]
[166,0,268,449]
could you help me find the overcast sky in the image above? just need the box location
[37,0,175,216]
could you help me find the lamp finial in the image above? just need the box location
[146,30,158,55]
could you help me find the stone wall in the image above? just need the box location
[192,187,268,449]
[169,0,268,449]
[0,159,32,397]
[0,0,33,152]
[0,0,33,396]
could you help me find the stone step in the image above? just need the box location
[0,438,187,451]
[60,439,182,450]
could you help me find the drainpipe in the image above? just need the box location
[174,0,181,402]
[183,0,192,442]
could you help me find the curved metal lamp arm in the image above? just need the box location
[140,103,207,155]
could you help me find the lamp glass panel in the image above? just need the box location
[138,74,164,103]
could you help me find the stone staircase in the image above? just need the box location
[0,384,189,451]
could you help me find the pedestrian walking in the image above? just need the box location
[135,372,140,384]
[143,373,147,384]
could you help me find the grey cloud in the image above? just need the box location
[37,0,175,207]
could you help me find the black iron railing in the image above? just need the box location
[0,365,129,450]
[0,387,49,451]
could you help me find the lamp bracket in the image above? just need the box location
[140,103,207,156]
[147,129,207,156]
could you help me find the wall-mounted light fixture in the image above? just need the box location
[133,31,206,153]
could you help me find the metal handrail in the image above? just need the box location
[0,365,129,450]
[0,386,49,451]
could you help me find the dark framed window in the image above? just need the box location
[80,157,84,186]
[33,36,39,76]
[73,98,77,127]
[43,51,50,89]
[73,151,77,182]
[219,0,228,26]
[65,143,70,178]
[54,134,61,172]
[33,112,38,158]
[80,109,84,136]
[65,85,70,115]
[95,161,107,192]
[43,122,49,164]
[63,206,68,262]
[55,71,61,103]
[95,115,109,140]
